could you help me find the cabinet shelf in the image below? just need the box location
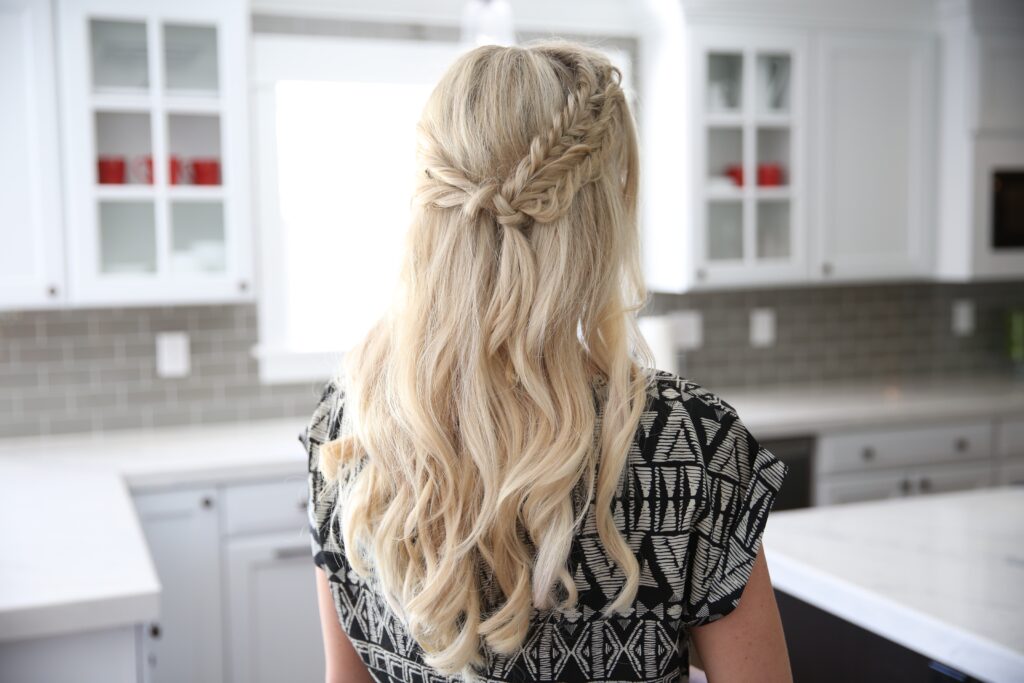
[90,92,151,112]
[96,185,157,200]
[165,94,222,114]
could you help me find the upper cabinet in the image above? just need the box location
[813,32,936,282]
[648,1,946,292]
[56,0,253,306]
[690,29,808,288]
[0,0,66,309]
[936,3,1024,282]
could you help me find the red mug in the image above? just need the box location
[169,156,185,185]
[758,163,784,186]
[725,164,744,187]
[190,158,221,186]
[97,156,126,184]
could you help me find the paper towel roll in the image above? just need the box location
[637,314,680,376]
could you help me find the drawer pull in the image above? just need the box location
[862,447,876,461]
[919,477,932,492]
[149,623,161,639]
[899,478,912,495]
[275,545,310,560]
[297,498,307,511]
[954,437,969,453]
[200,496,214,509]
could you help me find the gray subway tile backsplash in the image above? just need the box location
[2,279,1023,438]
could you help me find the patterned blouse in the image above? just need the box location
[300,369,788,682]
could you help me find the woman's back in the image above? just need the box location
[303,368,788,682]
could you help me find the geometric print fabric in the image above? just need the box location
[300,369,788,682]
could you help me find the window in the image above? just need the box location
[253,34,634,383]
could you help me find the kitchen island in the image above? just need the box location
[763,486,1024,683]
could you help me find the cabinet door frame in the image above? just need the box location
[0,0,66,310]
[812,30,937,282]
[56,0,253,307]
[689,26,810,289]
[133,485,224,683]
[223,530,326,683]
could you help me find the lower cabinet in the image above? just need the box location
[224,532,326,683]
[816,461,994,506]
[813,418,1008,506]
[132,476,323,683]
[133,486,224,683]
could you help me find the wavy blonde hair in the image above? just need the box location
[318,40,656,679]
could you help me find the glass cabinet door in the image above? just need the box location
[698,41,800,282]
[83,12,228,292]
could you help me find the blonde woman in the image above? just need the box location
[300,40,792,683]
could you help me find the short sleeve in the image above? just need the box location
[681,398,788,628]
[298,378,344,571]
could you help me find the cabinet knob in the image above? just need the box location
[200,496,214,509]
[822,262,833,276]
[149,623,161,639]
[861,446,875,461]
[695,268,706,282]
[238,280,249,292]
[297,497,306,511]
[919,477,932,492]
[47,284,59,297]
[954,437,969,453]
[899,478,912,495]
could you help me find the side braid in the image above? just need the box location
[416,63,625,230]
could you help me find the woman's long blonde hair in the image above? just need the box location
[318,40,656,678]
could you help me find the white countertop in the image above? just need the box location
[714,375,1024,439]
[764,487,1024,683]
[0,375,1022,646]
[0,417,309,643]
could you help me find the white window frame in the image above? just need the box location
[251,33,635,384]
[251,35,463,383]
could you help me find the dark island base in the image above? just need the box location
[774,590,985,683]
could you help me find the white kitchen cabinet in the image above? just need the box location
[688,28,809,289]
[935,3,1024,281]
[815,419,998,506]
[56,0,253,306]
[813,31,936,282]
[816,420,992,475]
[224,531,325,683]
[816,461,994,506]
[0,0,66,310]
[133,486,224,683]
[0,625,143,683]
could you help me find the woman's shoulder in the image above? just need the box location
[646,367,743,425]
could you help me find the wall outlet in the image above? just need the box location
[750,308,776,348]
[670,310,703,351]
[952,299,975,337]
[156,332,191,378]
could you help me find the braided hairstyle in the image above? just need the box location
[327,40,654,680]
[414,43,633,232]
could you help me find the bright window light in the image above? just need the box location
[274,80,433,354]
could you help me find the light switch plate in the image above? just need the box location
[952,299,975,337]
[670,310,703,351]
[750,308,776,348]
[156,331,191,378]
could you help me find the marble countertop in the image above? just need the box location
[0,417,309,643]
[764,487,1024,683]
[712,375,1024,439]
[1,374,1022,645]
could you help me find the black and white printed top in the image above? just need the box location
[300,369,788,683]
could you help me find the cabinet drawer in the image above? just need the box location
[816,461,994,506]
[817,421,992,475]
[996,417,1024,458]
[222,477,309,537]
